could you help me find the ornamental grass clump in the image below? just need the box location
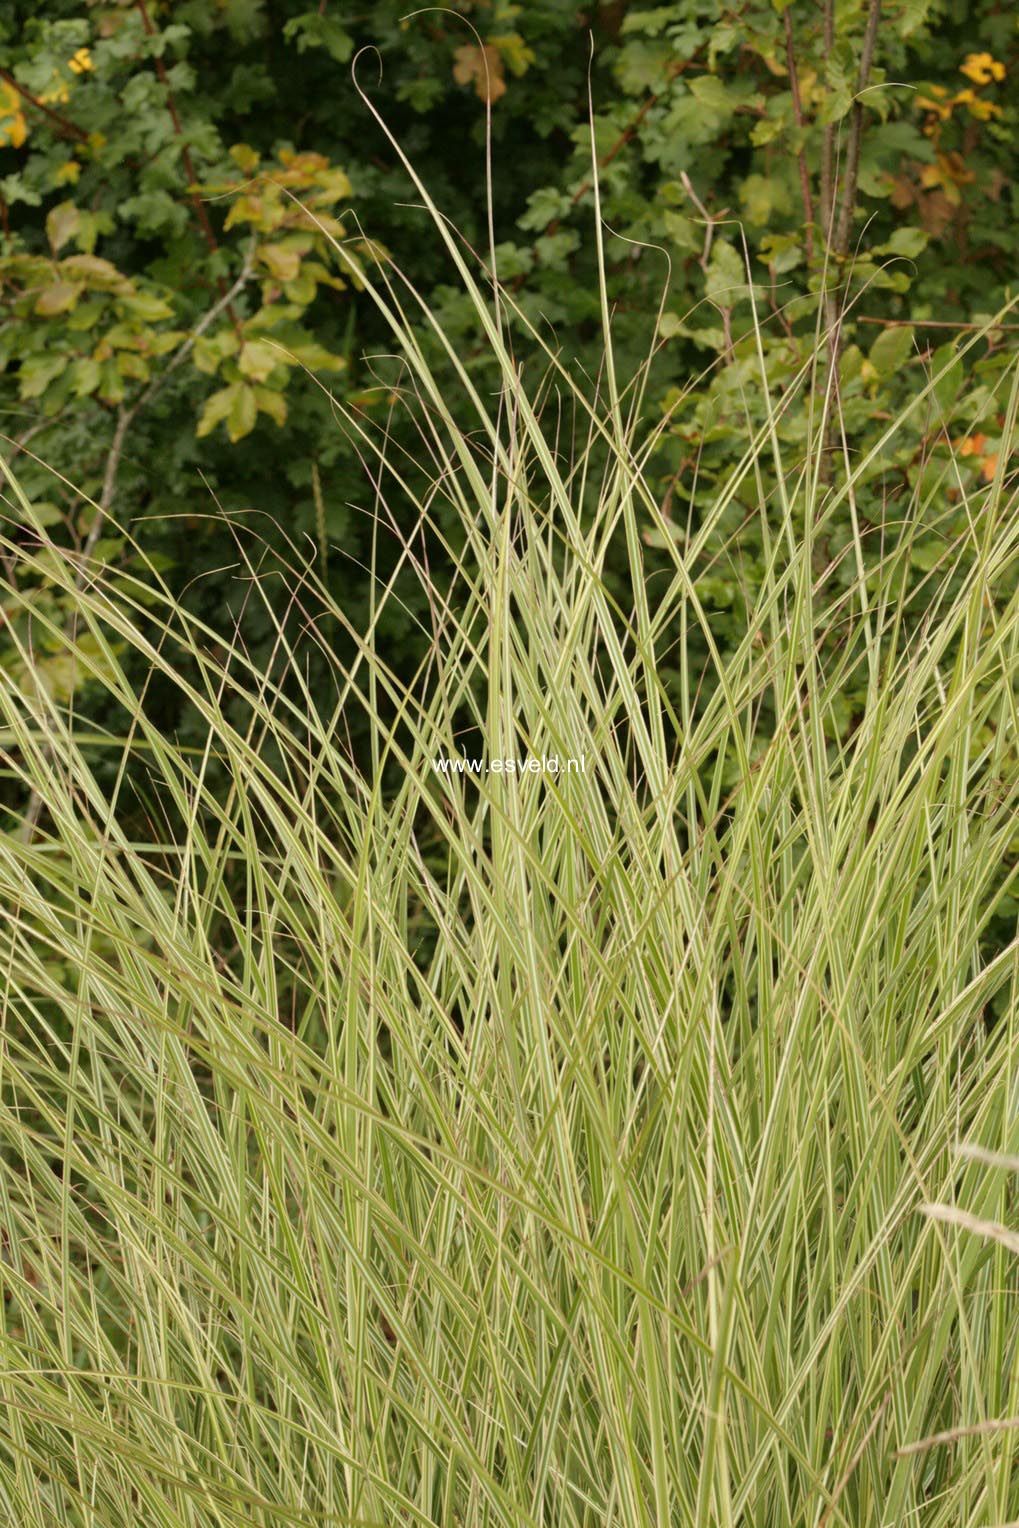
[0,116,1018,1528]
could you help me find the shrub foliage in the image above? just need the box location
[0,0,1016,736]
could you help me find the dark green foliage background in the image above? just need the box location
[0,0,1016,793]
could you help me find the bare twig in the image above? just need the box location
[72,244,255,591]
[17,248,255,844]
[134,0,241,333]
[0,66,90,143]
[856,317,1019,331]
[833,0,883,261]
[784,9,815,265]
[819,0,835,244]
[822,0,883,485]
[679,171,729,273]
[5,417,62,462]
[819,0,839,487]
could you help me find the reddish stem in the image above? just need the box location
[0,67,90,142]
[783,9,815,265]
[133,0,241,332]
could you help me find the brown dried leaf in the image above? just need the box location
[888,174,916,211]
[35,281,83,316]
[452,44,506,104]
[918,191,954,237]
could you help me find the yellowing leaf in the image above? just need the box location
[938,150,975,185]
[238,339,281,382]
[916,93,952,119]
[62,254,133,292]
[920,152,974,197]
[119,291,174,321]
[452,44,507,104]
[488,33,536,77]
[229,142,260,173]
[26,653,80,702]
[960,52,1005,84]
[224,194,268,231]
[46,202,81,254]
[286,340,346,372]
[197,375,261,444]
[35,281,84,316]
[277,150,329,173]
[258,243,302,281]
[97,357,124,403]
[2,112,27,147]
[17,353,66,398]
[117,353,150,380]
[0,82,27,148]
[282,269,317,304]
[147,329,185,355]
[71,358,101,396]
[228,383,258,442]
[68,48,94,75]
[254,387,287,427]
[196,385,236,438]
[40,80,71,106]
[953,89,1000,120]
[300,260,345,291]
[308,166,352,203]
[193,330,239,375]
[285,208,345,239]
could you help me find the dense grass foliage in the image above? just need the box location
[1,168,1019,1525]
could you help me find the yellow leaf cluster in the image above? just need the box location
[953,88,1000,121]
[40,50,94,107]
[915,83,952,120]
[960,52,1005,85]
[917,151,975,206]
[40,80,71,107]
[0,81,27,149]
[918,51,1004,145]
[4,47,95,140]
